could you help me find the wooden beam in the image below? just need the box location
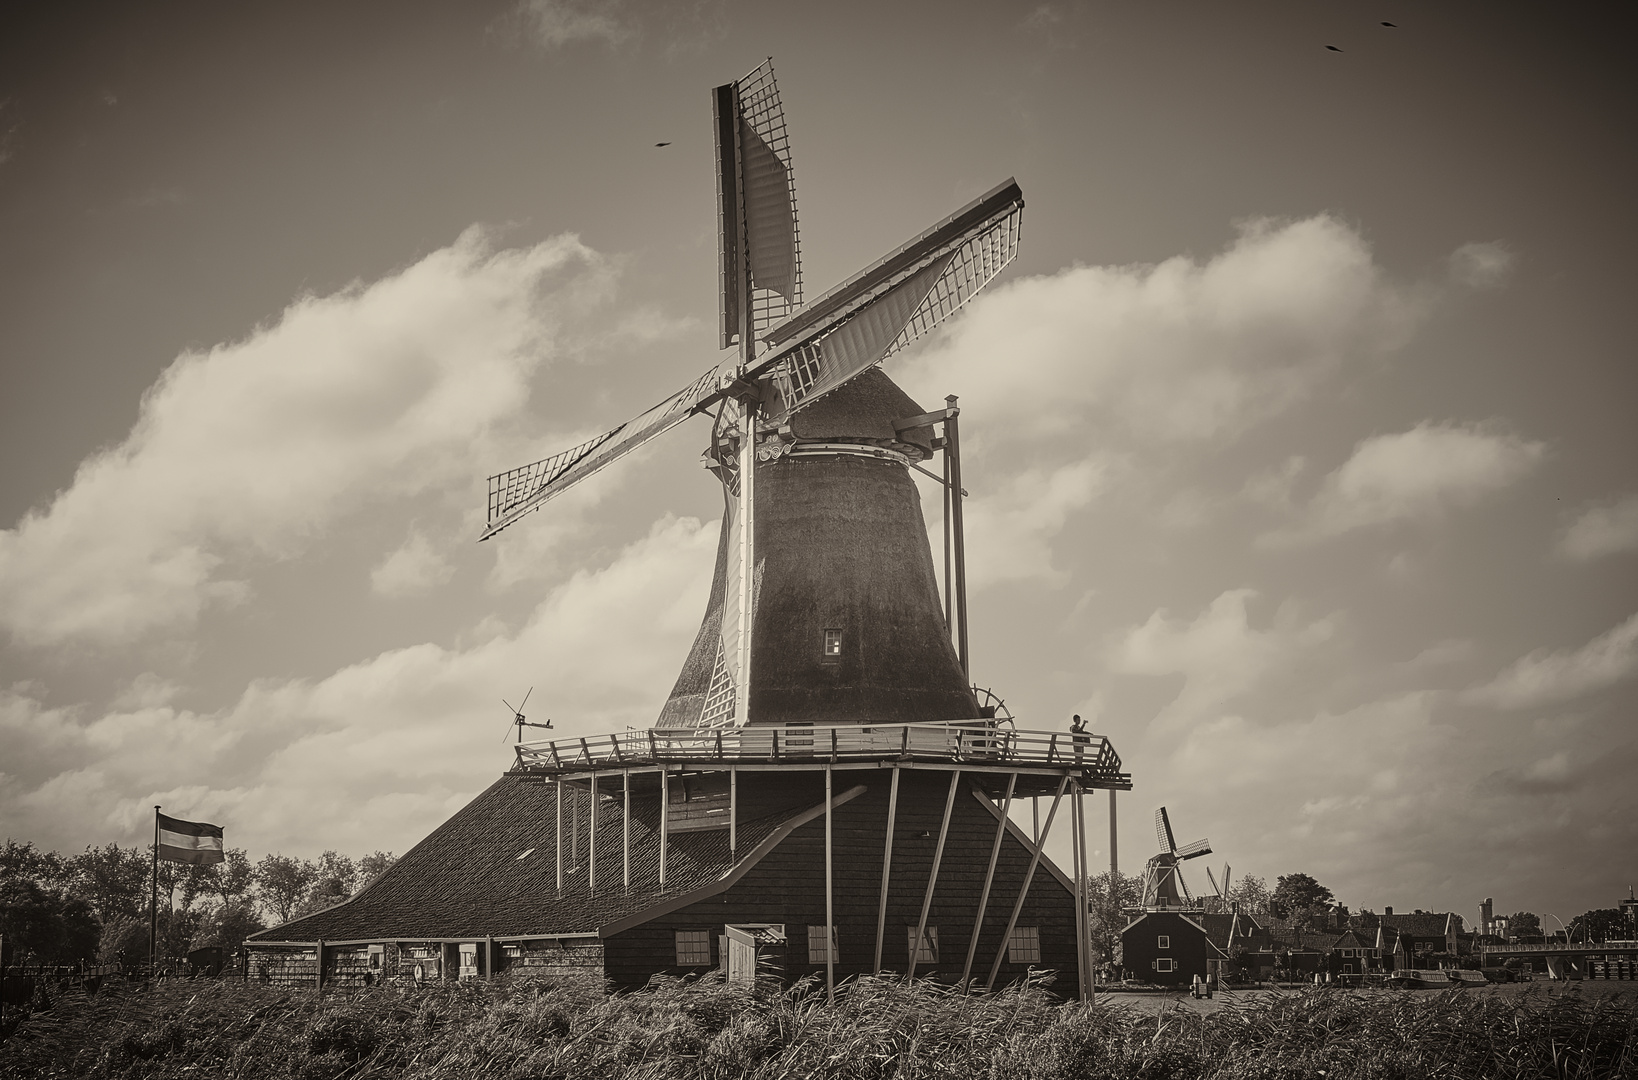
[825,766,835,1004]
[1072,783,1087,999]
[909,770,961,980]
[893,407,952,431]
[946,396,968,677]
[874,766,901,972]
[555,780,563,893]
[961,772,1017,988]
[588,772,598,893]
[986,775,1069,990]
[659,766,669,889]
[730,767,738,855]
[623,770,631,893]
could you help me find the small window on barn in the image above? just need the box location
[367,945,384,970]
[1154,958,1174,973]
[1157,935,1170,949]
[807,925,838,964]
[908,926,939,964]
[822,628,842,660]
[1007,926,1040,965]
[675,930,712,967]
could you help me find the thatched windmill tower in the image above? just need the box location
[247,60,1130,1000]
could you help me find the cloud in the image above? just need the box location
[960,458,1107,588]
[514,0,632,49]
[1263,421,1544,545]
[1556,494,1638,562]
[0,228,608,648]
[0,515,716,855]
[371,530,457,597]
[896,214,1422,446]
[1461,611,1638,711]
[1448,241,1515,289]
[1109,589,1336,732]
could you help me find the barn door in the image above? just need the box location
[724,924,787,986]
[726,926,759,985]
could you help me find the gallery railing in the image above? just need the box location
[513,721,1128,786]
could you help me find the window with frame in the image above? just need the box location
[907,926,939,964]
[1157,935,1171,949]
[807,925,838,965]
[1154,958,1174,973]
[822,628,842,660]
[1007,926,1041,965]
[675,930,712,966]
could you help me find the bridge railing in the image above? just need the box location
[514,720,1127,783]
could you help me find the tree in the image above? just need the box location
[1084,870,1143,962]
[1,839,71,889]
[291,851,359,918]
[191,900,265,953]
[357,851,398,887]
[255,854,318,923]
[1569,908,1626,944]
[66,844,149,922]
[180,848,255,909]
[1227,874,1273,915]
[0,875,100,966]
[1507,911,1542,939]
[1269,873,1335,929]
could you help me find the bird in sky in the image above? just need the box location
[1382,22,1397,27]
[655,142,671,147]
[1326,45,1342,51]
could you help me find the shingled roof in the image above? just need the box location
[251,772,841,944]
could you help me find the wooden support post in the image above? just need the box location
[825,766,835,1004]
[1109,788,1118,883]
[555,781,563,893]
[485,935,494,982]
[623,770,631,893]
[659,766,669,889]
[909,770,961,980]
[1072,783,1087,999]
[730,767,738,856]
[961,772,1017,987]
[588,772,598,892]
[946,396,968,678]
[874,766,901,972]
[315,939,325,991]
[1079,785,1094,998]
[986,775,1069,990]
[942,434,952,630]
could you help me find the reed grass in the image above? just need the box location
[1,972,1633,1079]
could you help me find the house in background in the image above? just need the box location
[1121,911,1227,986]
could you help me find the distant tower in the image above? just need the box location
[1480,896,1493,937]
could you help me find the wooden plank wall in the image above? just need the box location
[604,770,1081,993]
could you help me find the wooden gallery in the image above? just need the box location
[247,61,1132,999]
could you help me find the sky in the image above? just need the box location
[1,0,1634,926]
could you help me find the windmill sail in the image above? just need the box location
[716,59,802,349]
[481,363,726,541]
[752,178,1023,422]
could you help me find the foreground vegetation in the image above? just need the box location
[2,972,1634,1079]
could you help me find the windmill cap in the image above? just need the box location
[784,368,936,457]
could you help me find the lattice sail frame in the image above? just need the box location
[729,59,803,344]
[482,364,724,540]
[764,201,1022,418]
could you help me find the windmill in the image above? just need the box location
[248,59,1135,1003]
[480,59,1023,727]
[1141,807,1212,909]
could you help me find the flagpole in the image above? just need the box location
[150,805,160,978]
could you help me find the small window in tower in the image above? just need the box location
[1158,935,1171,949]
[822,628,842,659]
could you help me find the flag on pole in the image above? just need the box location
[156,812,224,865]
